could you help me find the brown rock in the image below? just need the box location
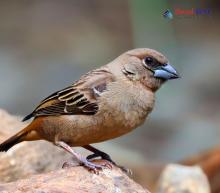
[0,165,150,193]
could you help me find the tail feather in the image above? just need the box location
[0,130,27,152]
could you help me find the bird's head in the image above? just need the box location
[118,48,180,91]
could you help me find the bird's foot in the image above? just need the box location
[62,158,112,174]
[87,153,132,175]
[79,158,113,174]
[56,141,112,174]
[62,161,77,168]
[87,152,116,164]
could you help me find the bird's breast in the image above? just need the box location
[99,81,155,130]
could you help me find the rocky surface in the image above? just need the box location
[156,164,211,193]
[0,109,72,183]
[0,165,150,193]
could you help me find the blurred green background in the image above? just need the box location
[0,0,219,182]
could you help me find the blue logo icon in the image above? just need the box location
[163,9,173,19]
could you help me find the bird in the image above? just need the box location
[0,48,179,173]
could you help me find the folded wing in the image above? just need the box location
[22,68,114,121]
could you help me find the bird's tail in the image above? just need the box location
[0,120,41,152]
[0,129,28,152]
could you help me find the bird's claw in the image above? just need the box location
[80,158,112,174]
[61,158,112,174]
[86,153,131,175]
[62,161,76,168]
[92,159,113,169]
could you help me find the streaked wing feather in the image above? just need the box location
[22,68,114,121]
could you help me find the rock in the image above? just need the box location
[156,164,211,193]
[0,165,150,193]
[182,147,220,193]
[0,109,72,183]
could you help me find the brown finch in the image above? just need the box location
[0,48,179,173]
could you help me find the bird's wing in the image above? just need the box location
[22,67,115,121]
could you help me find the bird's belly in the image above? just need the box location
[66,106,149,145]
[59,116,140,146]
[38,108,148,146]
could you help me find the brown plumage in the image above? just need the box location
[0,48,179,172]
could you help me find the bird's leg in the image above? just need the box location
[84,145,132,175]
[55,141,110,174]
[84,145,116,164]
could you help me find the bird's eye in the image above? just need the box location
[144,57,153,65]
[143,57,160,69]
[143,57,157,68]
